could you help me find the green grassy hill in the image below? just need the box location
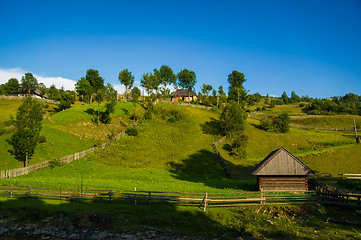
[0,99,136,170]
[1,100,361,239]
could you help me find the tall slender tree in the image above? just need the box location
[21,73,38,95]
[159,65,176,99]
[118,69,135,101]
[177,68,197,100]
[7,96,44,168]
[227,70,247,105]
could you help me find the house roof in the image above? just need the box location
[251,147,315,176]
[172,89,197,97]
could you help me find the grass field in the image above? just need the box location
[1,101,361,238]
[0,99,136,171]
[291,115,361,128]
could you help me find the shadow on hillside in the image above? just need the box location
[200,118,223,136]
[168,150,257,191]
[84,108,96,116]
[0,195,239,238]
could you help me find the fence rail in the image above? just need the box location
[212,136,232,177]
[0,185,316,211]
[248,115,360,132]
[313,181,361,208]
[311,173,361,180]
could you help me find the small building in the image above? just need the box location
[171,89,197,102]
[251,147,314,192]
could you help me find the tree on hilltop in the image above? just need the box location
[177,68,197,100]
[118,69,135,101]
[227,70,247,105]
[21,73,38,95]
[7,96,44,168]
[159,65,176,99]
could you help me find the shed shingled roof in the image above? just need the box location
[251,147,315,176]
[172,89,197,97]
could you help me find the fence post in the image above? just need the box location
[108,190,112,201]
[134,187,137,205]
[27,185,31,198]
[148,191,151,204]
[261,191,266,205]
[203,192,208,212]
[10,184,13,198]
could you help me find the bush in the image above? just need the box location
[49,160,62,168]
[260,113,290,133]
[167,110,184,123]
[126,127,138,136]
[38,135,47,143]
[220,102,247,136]
[230,134,248,159]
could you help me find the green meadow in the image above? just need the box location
[1,100,361,238]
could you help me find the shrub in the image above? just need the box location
[126,127,138,136]
[39,135,47,143]
[167,110,184,123]
[260,113,290,133]
[220,102,247,136]
[230,134,248,159]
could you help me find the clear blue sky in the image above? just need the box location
[0,0,360,98]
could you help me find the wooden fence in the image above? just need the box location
[1,99,161,179]
[311,173,361,180]
[248,115,359,132]
[162,100,212,110]
[313,181,361,208]
[0,185,316,211]
[0,120,138,178]
[0,95,59,105]
[212,136,233,177]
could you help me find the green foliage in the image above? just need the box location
[159,65,176,98]
[6,96,44,167]
[75,77,93,103]
[21,73,38,95]
[230,134,248,159]
[220,102,247,135]
[131,87,141,103]
[304,93,361,115]
[118,69,135,98]
[86,69,104,93]
[104,83,117,102]
[3,78,20,94]
[282,91,289,104]
[227,70,247,105]
[47,84,60,100]
[260,113,290,133]
[125,127,138,136]
[58,90,76,111]
[337,179,361,191]
[177,68,197,98]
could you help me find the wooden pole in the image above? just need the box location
[134,187,137,205]
[203,192,208,212]
[354,118,360,143]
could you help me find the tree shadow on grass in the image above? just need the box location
[0,194,240,239]
[168,150,257,191]
[84,108,96,116]
[200,118,223,136]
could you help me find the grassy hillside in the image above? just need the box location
[291,115,361,128]
[0,99,136,170]
[1,103,246,192]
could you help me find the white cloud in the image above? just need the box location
[0,67,77,90]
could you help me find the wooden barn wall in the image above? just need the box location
[258,176,308,192]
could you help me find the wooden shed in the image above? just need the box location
[251,147,314,192]
[171,89,197,102]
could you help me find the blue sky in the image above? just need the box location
[0,0,360,98]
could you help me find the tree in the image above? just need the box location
[58,90,76,111]
[291,91,301,103]
[140,72,154,98]
[218,86,226,97]
[201,84,213,96]
[131,87,141,103]
[4,78,20,94]
[7,96,44,168]
[260,113,290,133]
[86,69,104,93]
[94,89,105,125]
[38,83,47,98]
[75,77,93,103]
[118,69,135,101]
[220,102,247,136]
[104,83,118,102]
[159,65,176,99]
[21,73,38,95]
[282,91,289,104]
[177,68,197,100]
[48,84,60,100]
[227,70,247,105]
